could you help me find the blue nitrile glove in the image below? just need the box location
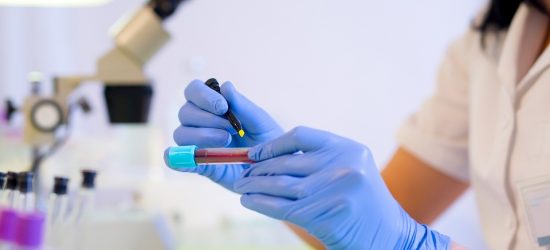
[234,127,451,249]
[169,79,283,191]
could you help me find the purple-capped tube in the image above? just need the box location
[15,212,44,250]
[0,209,18,250]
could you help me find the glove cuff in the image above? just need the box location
[397,209,451,250]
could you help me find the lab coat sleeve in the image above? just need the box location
[396,31,476,183]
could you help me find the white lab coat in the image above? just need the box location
[396,3,550,250]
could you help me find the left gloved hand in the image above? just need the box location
[169,80,283,192]
[234,126,451,249]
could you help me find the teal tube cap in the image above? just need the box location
[164,145,198,169]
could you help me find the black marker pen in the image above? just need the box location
[205,78,245,137]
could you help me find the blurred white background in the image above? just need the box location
[0,0,487,249]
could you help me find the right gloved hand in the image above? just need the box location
[235,127,452,249]
[167,79,283,191]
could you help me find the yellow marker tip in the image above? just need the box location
[238,130,245,137]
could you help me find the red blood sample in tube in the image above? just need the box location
[194,148,254,165]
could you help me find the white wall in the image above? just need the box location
[0,0,487,248]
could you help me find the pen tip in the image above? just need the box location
[238,130,245,138]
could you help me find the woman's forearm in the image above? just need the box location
[452,242,467,250]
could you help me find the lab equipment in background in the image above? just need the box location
[0,209,18,250]
[16,172,35,213]
[17,0,187,137]
[72,170,97,224]
[3,0,189,186]
[4,172,19,208]
[204,78,245,138]
[164,146,253,169]
[15,212,45,250]
[47,177,69,226]
[1,1,188,248]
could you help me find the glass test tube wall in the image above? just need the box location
[194,148,252,165]
[165,146,254,169]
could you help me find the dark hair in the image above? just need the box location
[477,0,547,34]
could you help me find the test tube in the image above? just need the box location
[47,177,69,226]
[71,170,96,224]
[14,212,45,250]
[4,172,19,208]
[16,172,35,213]
[164,145,254,169]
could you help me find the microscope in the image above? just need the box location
[4,0,188,173]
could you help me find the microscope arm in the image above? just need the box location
[56,0,177,93]
[96,0,186,85]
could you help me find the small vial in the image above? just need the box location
[164,145,253,169]
[4,172,19,208]
[72,170,96,224]
[47,177,69,226]
[16,173,35,213]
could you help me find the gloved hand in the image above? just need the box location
[234,126,451,249]
[169,79,283,191]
